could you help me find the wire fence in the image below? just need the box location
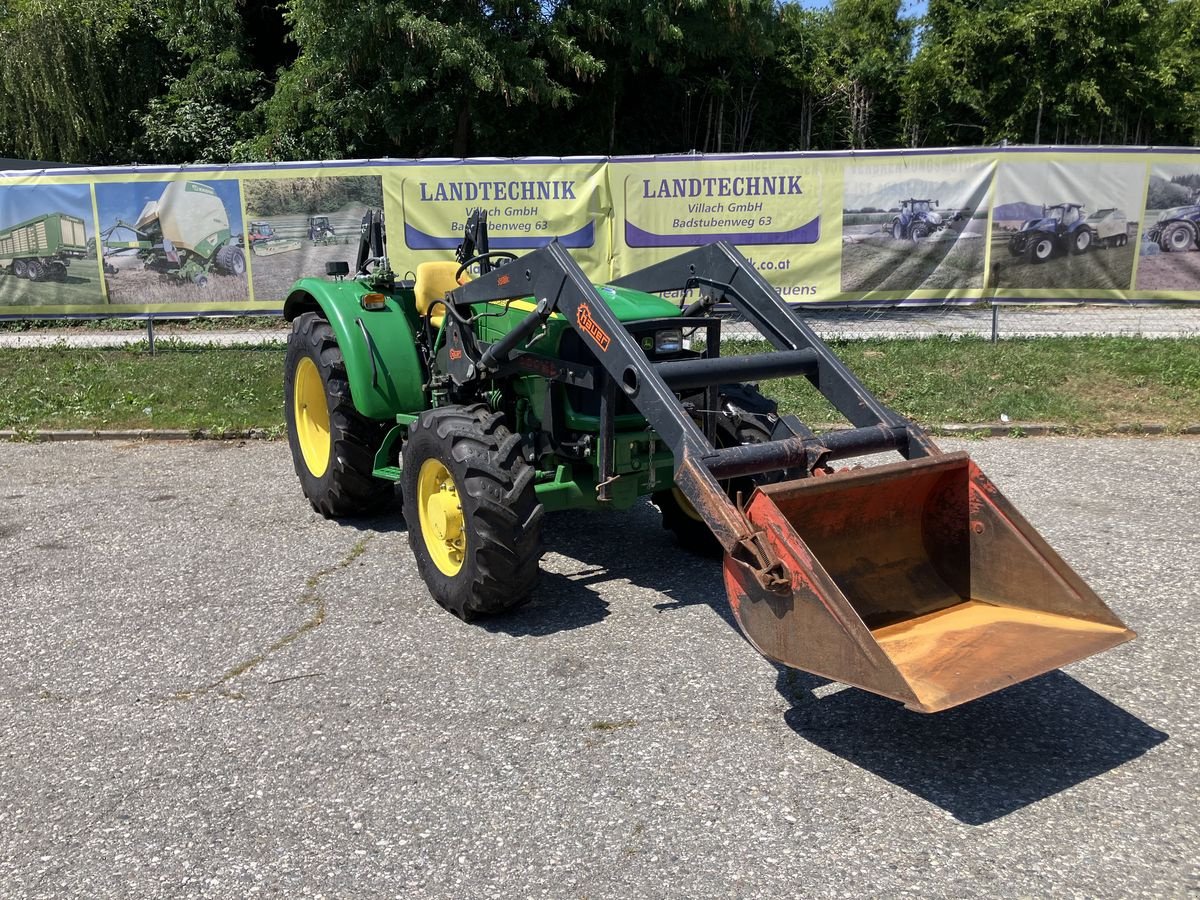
[720,301,1200,342]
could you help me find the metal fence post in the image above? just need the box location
[146,316,156,355]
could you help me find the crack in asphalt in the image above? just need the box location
[171,536,373,701]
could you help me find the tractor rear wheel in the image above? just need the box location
[1071,228,1092,254]
[285,312,391,518]
[891,221,905,240]
[1161,222,1194,253]
[402,404,544,620]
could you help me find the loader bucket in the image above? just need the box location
[723,452,1134,713]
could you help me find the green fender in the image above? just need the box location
[284,277,426,420]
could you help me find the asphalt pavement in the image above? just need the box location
[0,437,1196,898]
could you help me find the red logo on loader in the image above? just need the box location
[576,302,611,351]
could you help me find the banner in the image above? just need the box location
[2,147,1199,319]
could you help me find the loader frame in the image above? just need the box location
[441,240,939,591]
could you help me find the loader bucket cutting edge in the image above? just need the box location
[722,452,1134,713]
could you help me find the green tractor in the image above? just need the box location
[282,208,1134,714]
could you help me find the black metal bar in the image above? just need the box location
[707,425,908,480]
[477,301,549,372]
[655,349,818,391]
[612,243,939,459]
[597,374,617,502]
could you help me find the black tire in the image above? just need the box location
[1007,236,1023,257]
[402,404,543,620]
[891,220,904,240]
[25,259,45,281]
[215,245,247,276]
[1161,222,1194,253]
[285,312,391,518]
[654,383,782,556]
[910,224,930,243]
[12,259,29,279]
[1071,227,1092,255]
[1026,236,1054,263]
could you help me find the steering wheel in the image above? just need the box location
[455,251,518,283]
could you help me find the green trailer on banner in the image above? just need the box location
[0,211,88,281]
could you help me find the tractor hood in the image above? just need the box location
[924,212,944,226]
[1020,217,1057,233]
[592,284,683,322]
[1157,205,1200,223]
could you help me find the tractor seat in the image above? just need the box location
[414,261,468,329]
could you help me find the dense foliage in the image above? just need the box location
[1,0,1197,165]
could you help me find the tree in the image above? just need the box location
[0,0,166,163]
[238,0,602,160]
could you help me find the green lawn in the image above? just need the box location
[1,336,1199,435]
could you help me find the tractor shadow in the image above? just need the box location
[483,502,734,638]
[777,667,1167,825]
[519,503,1167,826]
[354,497,1166,824]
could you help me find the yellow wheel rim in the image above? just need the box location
[417,458,466,576]
[294,356,331,478]
[672,487,705,522]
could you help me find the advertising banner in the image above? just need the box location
[611,154,836,301]
[385,158,610,278]
[2,147,1200,319]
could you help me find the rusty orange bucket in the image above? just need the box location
[723,452,1134,713]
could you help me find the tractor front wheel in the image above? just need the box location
[1160,222,1195,253]
[285,312,391,517]
[655,383,781,556]
[402,404,543,620]
[1071,228,1093,254]
[1026,237,1054,263]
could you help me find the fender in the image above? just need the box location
[284,277,426,420]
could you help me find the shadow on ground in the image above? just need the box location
[778,666,1167,825]
[341,495,1167,825]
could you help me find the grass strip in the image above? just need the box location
[1,336,1199,435]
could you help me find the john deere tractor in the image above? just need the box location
[282,209,1134,714]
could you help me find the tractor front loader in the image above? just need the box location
[282,211,1133,714]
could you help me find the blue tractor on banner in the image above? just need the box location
[1143,192,1200,253]
[1007,202,1127,263]
[889,199,958,242]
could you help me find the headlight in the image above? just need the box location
[654,329,683,354]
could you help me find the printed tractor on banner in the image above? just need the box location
[1008,203,1128,263]
[0,212,88,281]
[245,221,302,257]
[279,207,1134,716]
[889,199,960,242]
[308,216,337,244]
[101,181,247,286]
[1143,191,1200,253]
